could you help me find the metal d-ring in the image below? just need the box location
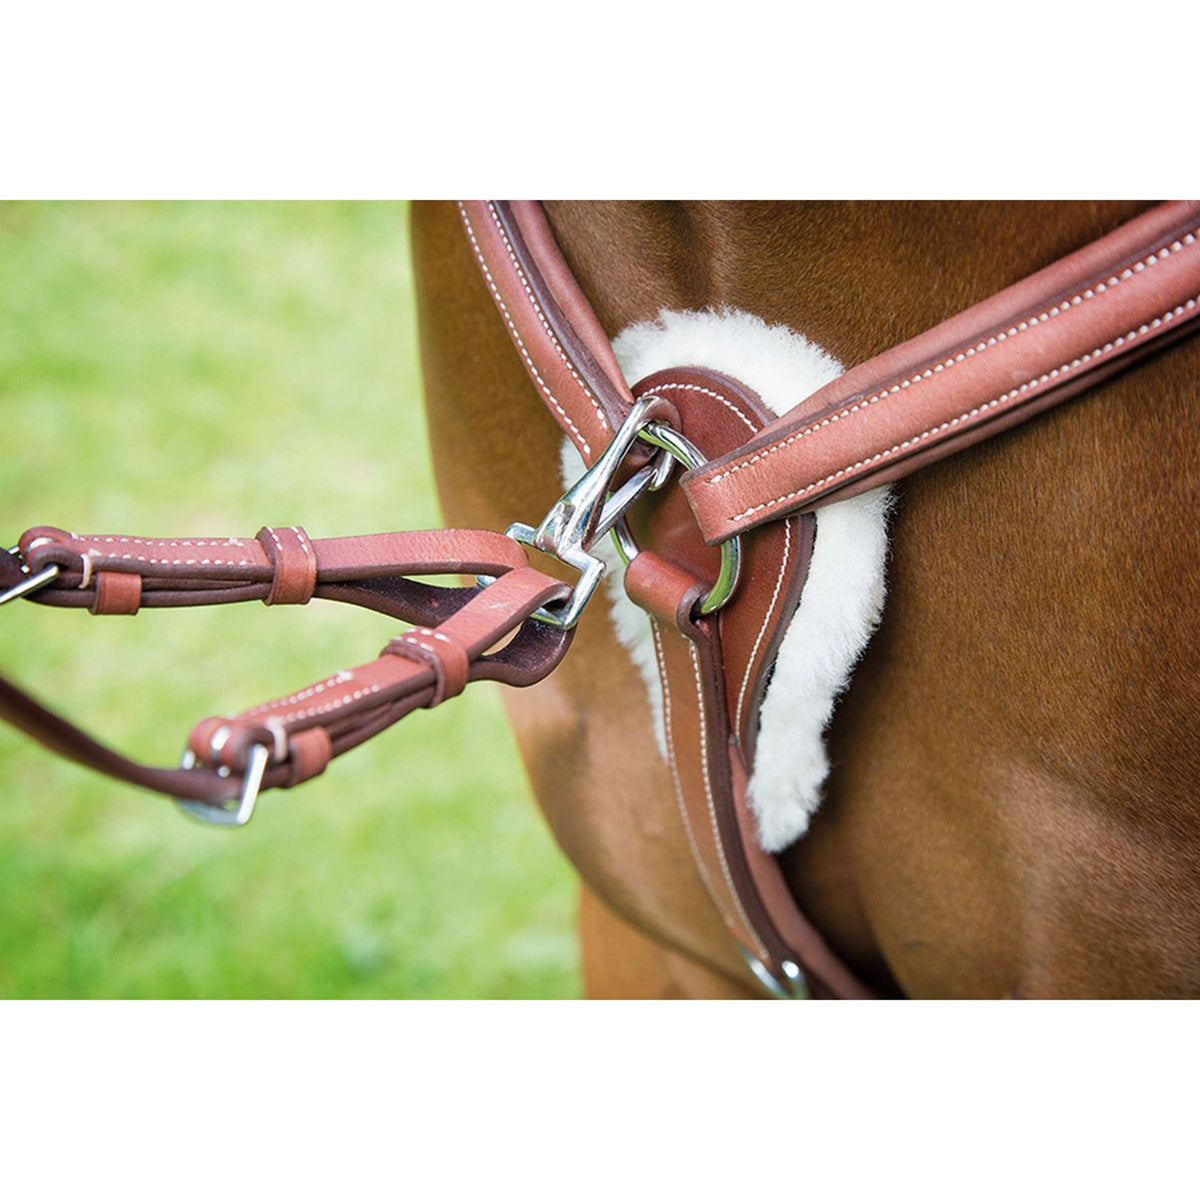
[611,422,742,616]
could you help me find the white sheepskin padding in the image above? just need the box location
[561,307,892,852]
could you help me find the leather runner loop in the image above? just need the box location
[256,525,318,605]
[624,551,706,629]
[91,571,141,615]
[384,626,470,707]
[282,726,332,787]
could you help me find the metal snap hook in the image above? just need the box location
[0,546,60,607]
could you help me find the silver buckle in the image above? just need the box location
[612,421,742,615]
[173,734,271,828]
[483,396,744,628]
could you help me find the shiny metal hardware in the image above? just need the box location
[173,735,271,828]
[0,546,60,607]
[738,946,810,999]
[612,422,742,616]
[481,396,674,630]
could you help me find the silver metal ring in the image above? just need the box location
[611,422,742,616]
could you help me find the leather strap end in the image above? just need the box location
[283,726,332,787]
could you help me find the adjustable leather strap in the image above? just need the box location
[683,201,1200,541]
[0,528,572,806]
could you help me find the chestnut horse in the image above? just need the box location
[412,202,1200,999]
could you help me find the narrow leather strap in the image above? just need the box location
[1,531,572,806]
[191,566,569,774]
[630,552,874,998]
[16,527,531,615]
[683,202,1200,540]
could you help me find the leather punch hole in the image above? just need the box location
[256,525,317,606]
[385,626,470,708]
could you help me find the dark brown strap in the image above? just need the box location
[683,201,1200,541]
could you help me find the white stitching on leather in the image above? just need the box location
[292,526,314,566]
[734,518,791,740]
[651,624,723,914]
[484,202,609,432]
[75,535,253,569]
[643,381,758,432]
[95,552,252,566]
[687,641,769,962]
[706,227,1200,487]
[244,669,355,716]
[726,293,1200,526]
[457,203,593,458]
[284,683,383,724]
[85,536,247,547]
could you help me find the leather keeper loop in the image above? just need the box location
[256,525,317,606]
[90,571,142,615]
[283,726,332,787]
[385,626,470,707]
[624,551,709,631]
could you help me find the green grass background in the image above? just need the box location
[0,202,581,998]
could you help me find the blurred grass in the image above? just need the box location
[0,202,581,998]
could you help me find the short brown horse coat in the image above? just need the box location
[413,201,1200,999]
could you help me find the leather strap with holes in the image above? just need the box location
[0,528,572,803]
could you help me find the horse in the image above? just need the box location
[412,201,1200,999]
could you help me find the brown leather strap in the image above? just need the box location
[456,201,643,465]
[0,529,572,807]
[683,201,1200,540]
[630,552,874,998]
[464,203,878,996]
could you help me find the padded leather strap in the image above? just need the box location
[683,201,1200,540]
[456,201,645,466]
